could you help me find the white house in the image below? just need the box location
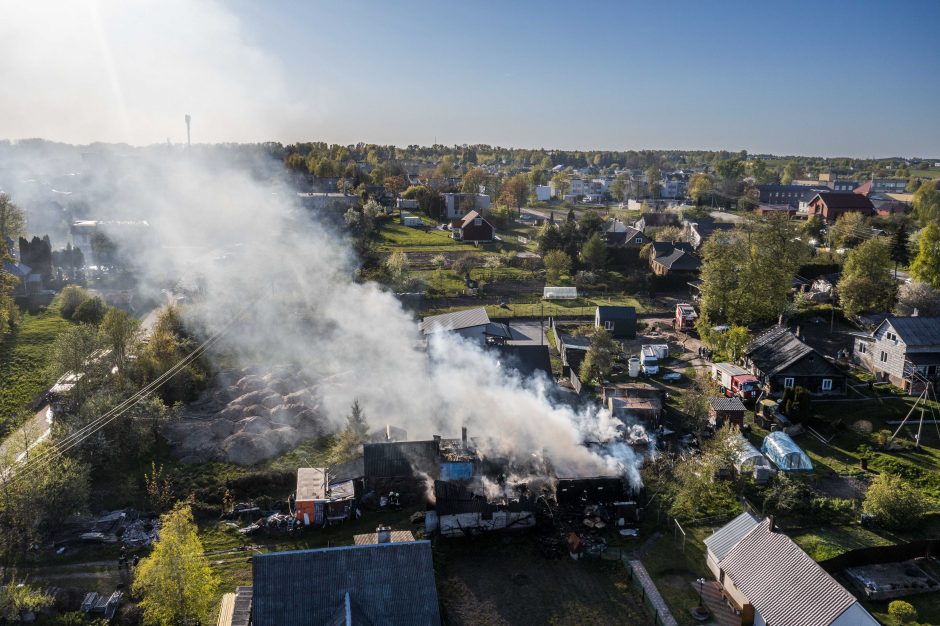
[535,185,552,202]
[441,193,491,221]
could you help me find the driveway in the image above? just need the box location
[504,321,549,346]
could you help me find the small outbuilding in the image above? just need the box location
[594,306,636,339]
[708,396,747,428]
[761,432,813,472]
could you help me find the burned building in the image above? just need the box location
[362,439,442,504]
[426,480,537,537]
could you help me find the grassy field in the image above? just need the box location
[639,525,714,626]
[911,169,940,180]
[377,220,537,254]
[423,295,647,319]
[789,524,896,561]
[0,300,72,434]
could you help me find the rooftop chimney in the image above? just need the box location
[461,427,468,449]
[768,515,776,533]
[376,525,391,544]
[184,114,191,147]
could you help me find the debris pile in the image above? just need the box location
[164,367,326,465]
[238,512,299,535]
[120,517,160,547]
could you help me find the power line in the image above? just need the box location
[7,302,253,483]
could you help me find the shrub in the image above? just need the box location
[72,296,106,325]
[59,285,89,320]
[863,473,927,530]
[888,600,917,623]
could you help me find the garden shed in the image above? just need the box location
[760,432,813,472]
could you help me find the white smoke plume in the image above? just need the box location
[2,145,647,486]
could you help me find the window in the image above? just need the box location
[880,351,888,363]
[822,378,833,391]
[784,377,795,388]
[635,237,644,244]
[604,321,614,331]
[857,342,867,354]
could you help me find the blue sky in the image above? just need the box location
[230,0,940,157]
[3,0,938,156]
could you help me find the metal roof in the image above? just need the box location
[746,326,814,375]
[420,307,490,334]
[252,542,440,626]
[704,512,759,561]
[708,397,746,412]
[596,306,636,320]
[296,468,327,502]
[488,344,553,379]
[353,530,415,545]
[719,520,871,626]
[882,316,940,347]
[363,440,440,477]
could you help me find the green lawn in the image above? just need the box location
[377,222,470,251]
[789,524,895,561]
[0,300,72,433]
[639,526,714,626]
[911,169,940,180]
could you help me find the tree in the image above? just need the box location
[675,369,722,439]
[888,600,918,624]
[837,238,897,316]
[536,223,564,255]
[579,329,618,384]
[331,399,370,463]
[72,297,106,325]
[543,250,572,283]
[688,172,713,204]
[651,225,684,242]
[698,214,809,325]
[910,221,940,289]
[609,173,630,203]
[912,180,940,224]
[829,212,868,249]
[460,168,487,194]
[781,161,801,185]
[59,285,90,320]
[801,215,825,242]
[890,226,910,272]
[0,579,53,621]
[0,194,25,241]
[498,174,529,212]
[580,233,607,272]
[862,473,927,530]
[383,175,406,198]
[749,158,773,184]
[384,251,409,286]
[577,210,604,238]
[144,462,176,513]
[133,504,218,626]
[715,158,744,195]
[0,444,89,563]
[645,165,661,198]
[551,171,571,200]
[99,307,140,370]
[669,425,744,523]
[895,281,940,316]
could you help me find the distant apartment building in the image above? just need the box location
[758,184,825,208]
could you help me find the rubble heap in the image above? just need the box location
[164,367,326,465]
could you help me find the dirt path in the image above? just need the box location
[0,404,51,463]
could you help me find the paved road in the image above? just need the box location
[0,404,52,463]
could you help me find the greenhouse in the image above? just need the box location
[760,431,813,472]
[543,286,578,300]
[733,435,770,471]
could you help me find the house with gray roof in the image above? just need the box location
[705,517,878,626]
[852,316,940,392]
[648,241,700,277]
[250,542,441,626]
[419,307,510,345]
[744,326,846,396]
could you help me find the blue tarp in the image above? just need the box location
[760,432,813,472]
[440,462,474,481]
